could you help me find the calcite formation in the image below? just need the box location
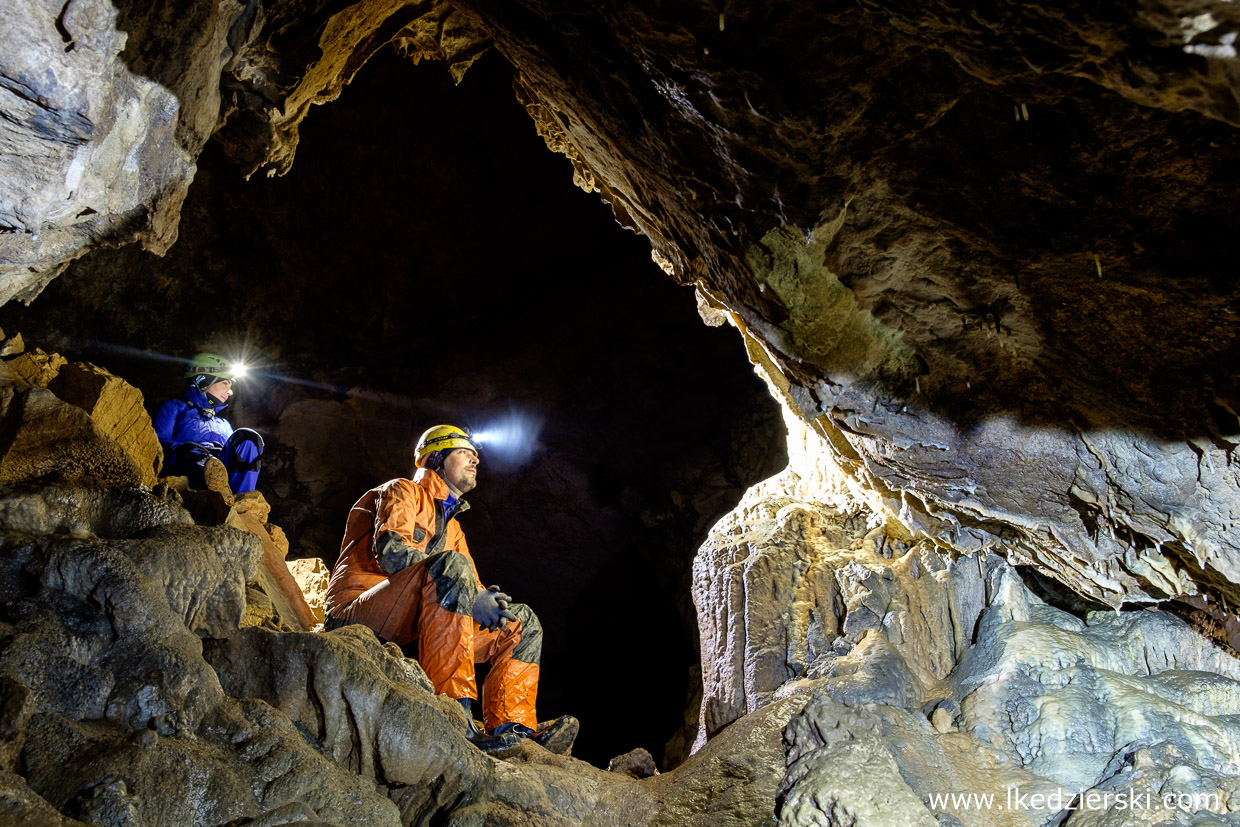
[697,420,1240,824]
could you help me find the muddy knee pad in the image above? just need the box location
[424,551,478,615]
[509,603,543,664]
[223,428,264,493]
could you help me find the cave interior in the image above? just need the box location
[1,45,786,770]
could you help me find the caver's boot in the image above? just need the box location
[459,699,521,754]
[492,715,579,756]
[202,456,232,498]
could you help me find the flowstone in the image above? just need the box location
[692,437,1240,826]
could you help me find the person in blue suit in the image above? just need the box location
[153,352,264,494]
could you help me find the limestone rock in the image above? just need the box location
[780,711,940,827]
[608,748,659,779]
[218,0,492,177]
[233,489,271,524]
[0,676,34,773]
[117,524,264,638]
[241,584,278,630]
[693,467,990,740]
[693,452,1240,825]
[642,698,805,827]
[288,557,329,624]
[0,503,401,824]
[0,0,242,302]
[266,522,290,559]
[226,503,316,632]
[49,362,163,486]
[0,384,143,487]
[21,703,400,826]
[0,482,191,542]
[0,769,90,826]
[0,348,66,388]
[953,590,1240,792]
[0,332,23,358]
[205,625,607,824]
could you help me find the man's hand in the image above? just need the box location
[473,585,518,632]
[172,441,221,462]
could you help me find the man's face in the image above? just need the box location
[442,447,479,494]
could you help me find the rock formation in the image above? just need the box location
[697,417,1240,823]
[0,349,797,823]
[2,0,1240,823]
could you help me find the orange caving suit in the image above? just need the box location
[324,468,541,730]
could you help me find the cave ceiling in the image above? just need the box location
[2,0,1239,610]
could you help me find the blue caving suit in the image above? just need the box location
[153,387,264,493]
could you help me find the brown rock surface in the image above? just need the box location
[0,348,66,388]
[226,494,316,632]
[49,361,163,486]
[0,383,144,487]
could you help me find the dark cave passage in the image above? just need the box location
[2,46,786,768]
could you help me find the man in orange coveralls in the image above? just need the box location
[324,424,577,754]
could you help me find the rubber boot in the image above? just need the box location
[202,456,232,497]
[459,699,521,754]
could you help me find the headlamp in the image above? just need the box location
[423,430,476,450]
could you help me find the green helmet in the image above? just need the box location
[184,352,235,384]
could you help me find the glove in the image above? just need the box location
[172,441,220,463]
[472,585,517,633]
[375,530,426,575]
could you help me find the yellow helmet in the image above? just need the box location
[414,424,479,467]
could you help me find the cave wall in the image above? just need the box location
[4,0,1238,610]
[455,0,1240,609]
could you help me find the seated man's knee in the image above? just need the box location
[425,550,477,615]
[224,428,265,493]
[509,603,543,664]
[225,428,264,468]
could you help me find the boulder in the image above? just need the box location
[0,349,66,388]
[0,384,143,487]
[288,557,329,624]
[49,362,163,486]
[226,495,316,632]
